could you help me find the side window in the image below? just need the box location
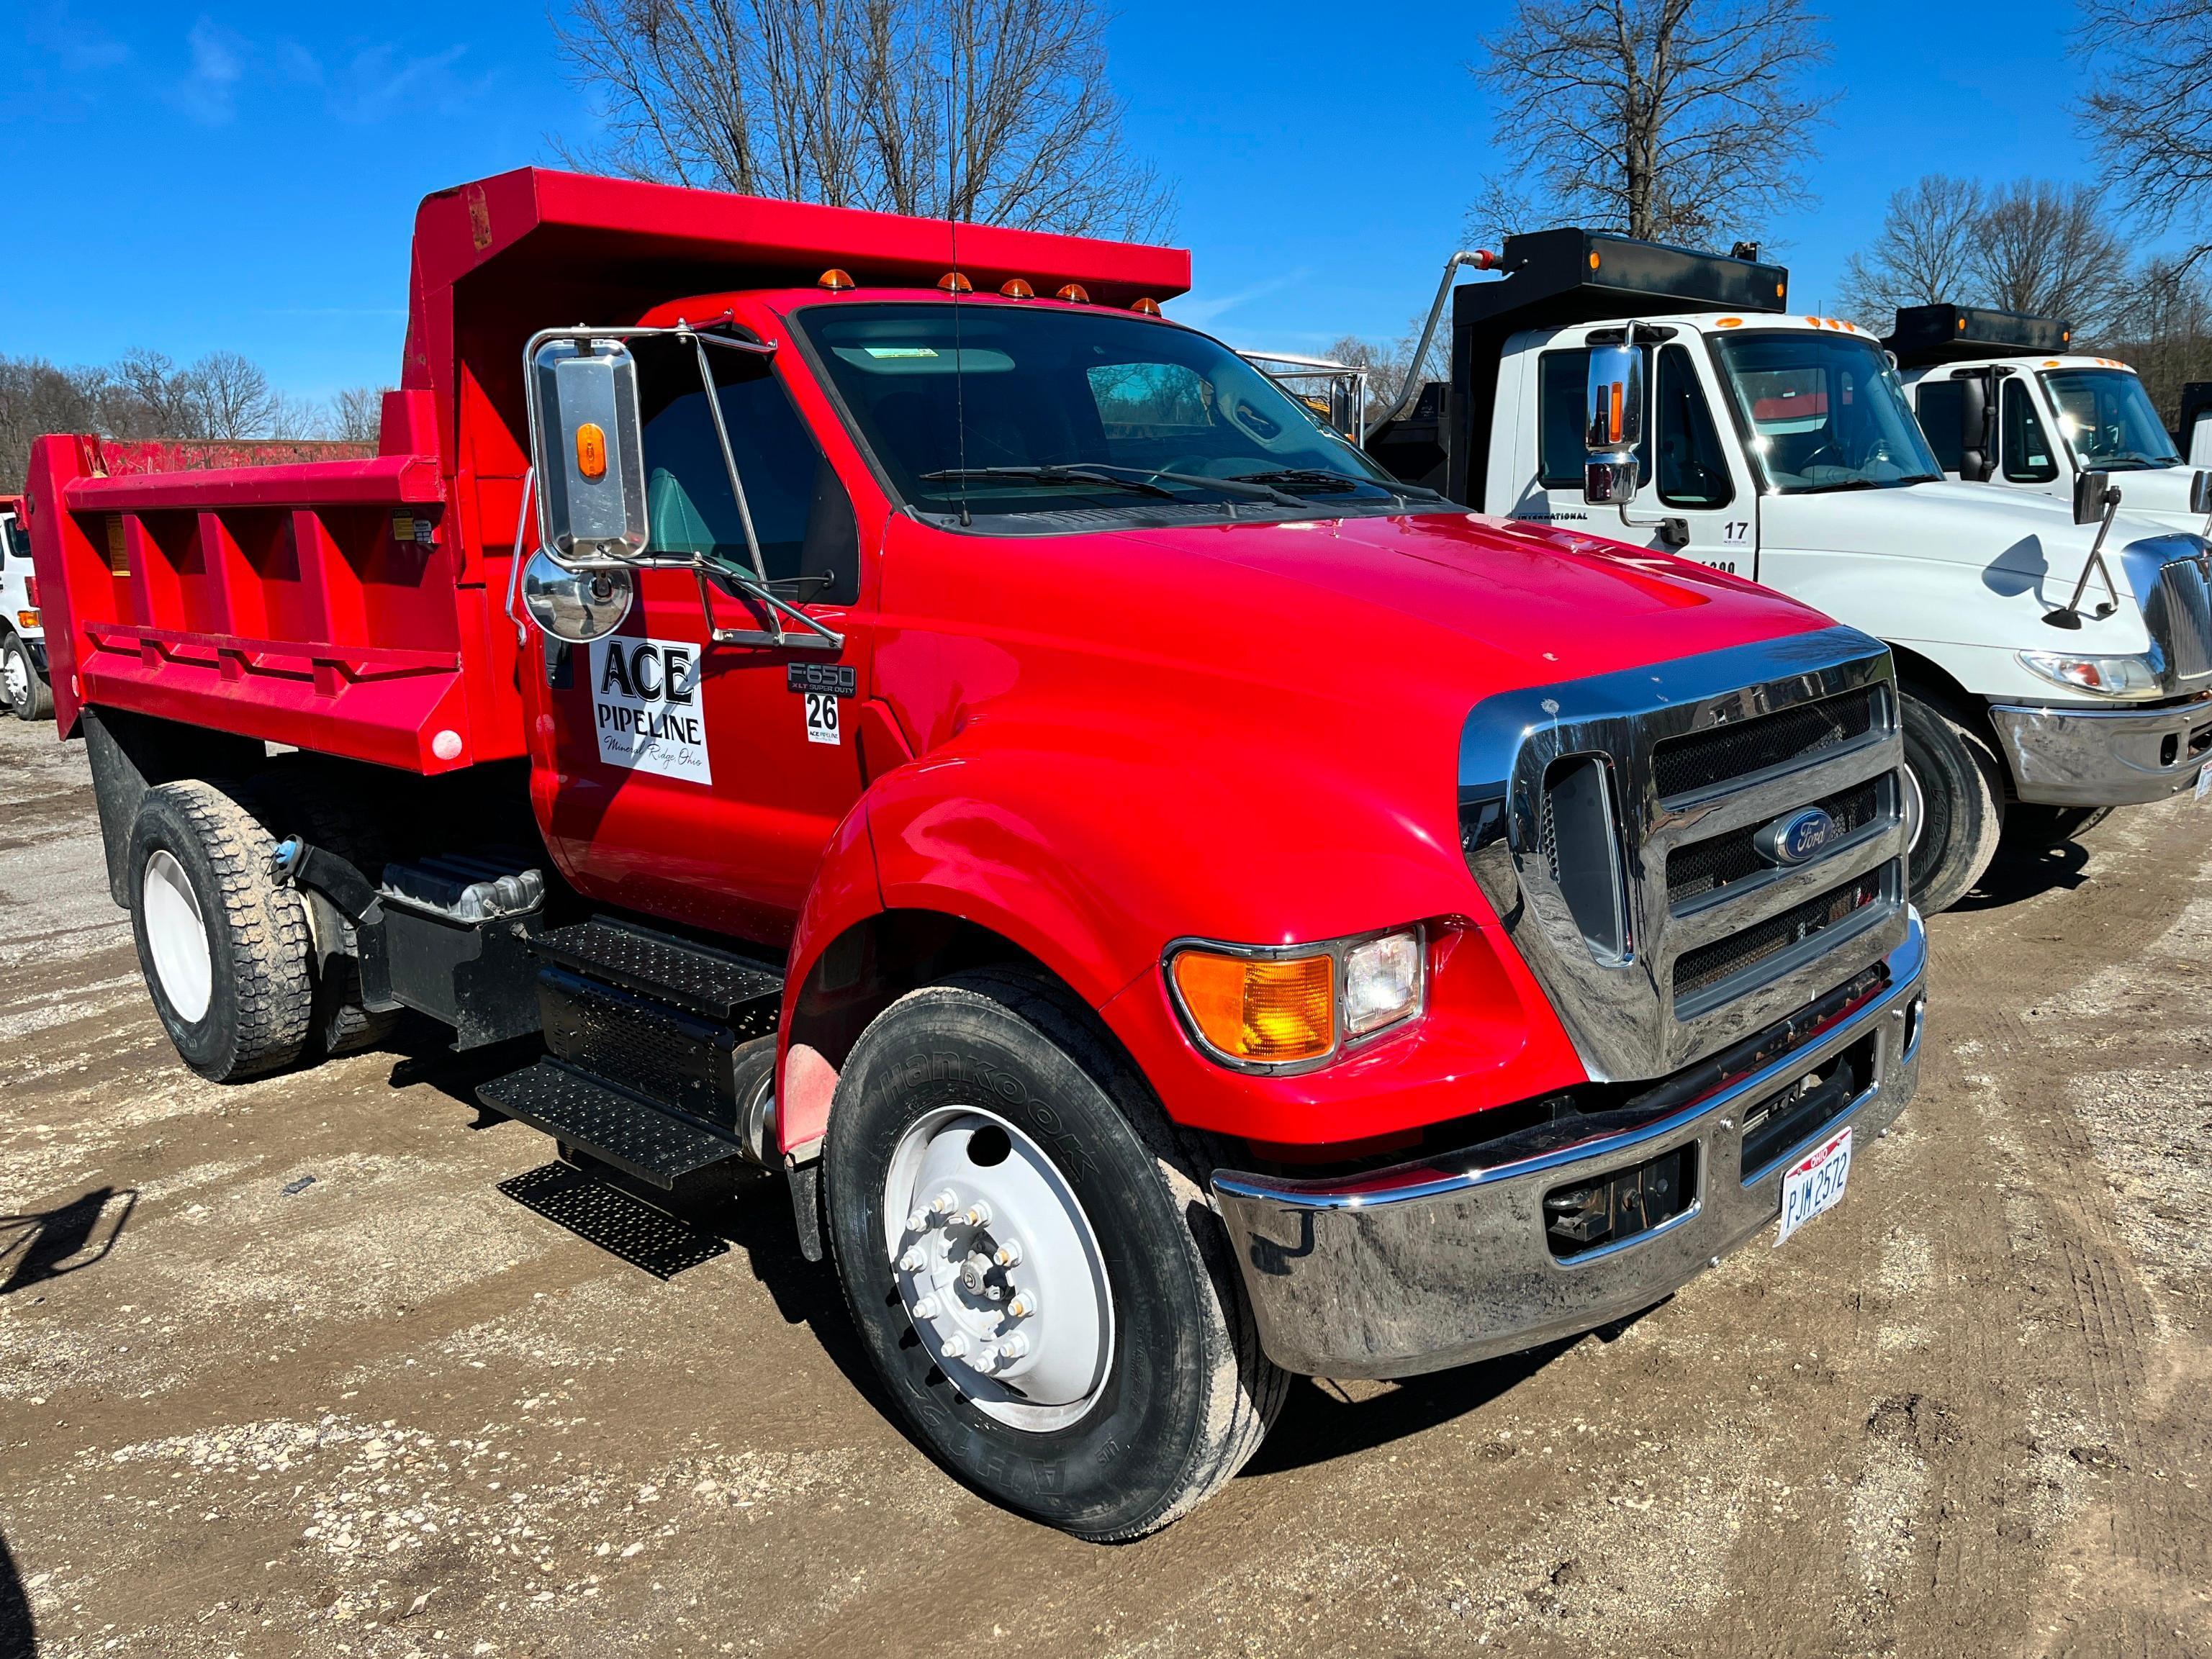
[1655,345,1732,509]
[2002,379,2059,483]
[636,345,860,604]
[1538,348,1649,489]
[1915,381,1966,474]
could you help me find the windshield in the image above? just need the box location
[2041,369,2181,470]
[1,518,23,560]
[1710,332,1943,494]
[795,302,1431,527]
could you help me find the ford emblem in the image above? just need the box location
[1754,806,1836,867]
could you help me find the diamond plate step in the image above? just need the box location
[478,1059,740,1189]
[527,919,783,1027]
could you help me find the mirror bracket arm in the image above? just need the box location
[694,564,844,653]
[504,466,539,647]
[2049,489,2126,626]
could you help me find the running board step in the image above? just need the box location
[527,918,783,1029]
[479,1059,741,1189]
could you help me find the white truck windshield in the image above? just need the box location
[1711,333,1943,494]
[2040,369,2182,471]
[797,302,1428,526]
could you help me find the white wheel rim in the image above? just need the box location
[1,647,24,706]
[142,850,213,1023]
[1902,763,1927,854]
[881,1106,1114,1432]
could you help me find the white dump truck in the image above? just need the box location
[0,494,51,723]
[1890,304,2212,538]
[1365,232,2212,913]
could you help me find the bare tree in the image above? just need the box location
[328,387,388,444]
[1977,179,2130,330]
[112,350,208,438]
[1838,176,1986,325]
[554,0,1172,238]
[2079,0,2212,270]
[1468,0,1836,246]
[2102,258,2212,426]
[1322,324,1453,425]
[190,351,279,440]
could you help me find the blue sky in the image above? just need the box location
[2,0,2124,402]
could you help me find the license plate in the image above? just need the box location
[1776,1125,1852,1247]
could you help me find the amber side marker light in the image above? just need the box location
[1172,949,1335,1067]
[1000,278,1035,299]
[1056,283,1091,304]
[574,422,608,482]
[938,271,973,293]
[818,268,856,291]
[1131,297,1163,316]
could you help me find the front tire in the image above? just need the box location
[1900,689,2005,914]
[3,634,50,724]
[823,969,1284,1540]
[127,782,314,1081]
[2000,803,2115,854]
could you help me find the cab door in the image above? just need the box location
[1523,333,1759,577]
[530,334,872,949]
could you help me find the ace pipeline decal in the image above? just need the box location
[590,636,710,784]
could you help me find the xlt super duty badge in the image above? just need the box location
[788,662,856,746]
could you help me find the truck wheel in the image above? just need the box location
[1900,690,2004,915]
[2001,803,2114,853]
[127,782,315,1082]
[823,968,1286,1540]
[240,762,399,1057]
[3,635,50,724]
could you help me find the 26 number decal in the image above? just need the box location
[805,690,841,746]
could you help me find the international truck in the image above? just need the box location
[1886,304,2212,539]
[1368,233,2212,913]
[24,169,1926,1538]
[0,494,51,722]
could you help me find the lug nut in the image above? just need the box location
[940,1334,970,1359]
[992,1239,1024,1268]
[912,1294,941,1319]
[898,1247,926,1272]
[1006,1290,1038,1319]
[962,1201,993,1229]
[996,1332,1030,1360]
[972,1346,999,1371]
[930,1188,960,1217]
[904,1208,929,1232]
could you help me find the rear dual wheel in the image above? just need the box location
[823,969,1285,1540]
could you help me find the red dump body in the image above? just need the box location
[20,167,1188,773]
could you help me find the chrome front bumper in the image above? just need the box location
[1209,921,1927,1380]
[1990,695,2212,805]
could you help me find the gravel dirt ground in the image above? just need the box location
[0,716,2207,1659]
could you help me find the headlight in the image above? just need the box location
[1168,926,1426,1072]
[2017,648,2164,700]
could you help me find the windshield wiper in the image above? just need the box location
[921,465,1183,499]
[1232,468,1449,505]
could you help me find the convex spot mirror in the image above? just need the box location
[1584,342,1646,507]
[528,335,649,560]
[521,550,633,643]
[2072,467,2119,527]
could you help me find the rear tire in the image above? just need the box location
[823,968,1285,1540]
[4,634,50,724]
[1900,689,2005,915]
[241,761,399,1057]
[127,782,314,1081]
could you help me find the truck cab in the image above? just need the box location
[1371,230,2212,913]
[0,496,51,723]
[1892,304,2212,536]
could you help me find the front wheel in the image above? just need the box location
[2000,803,2115,854]
[823,969,1284,1539]
[3,634,50,724]
[1900,689,2005,914]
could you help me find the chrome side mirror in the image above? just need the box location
[521,549,633,643]
[2072,467,2118,527]
[1584,340,1646,507]
[528,335,649,561]
[2190,469,2212,517]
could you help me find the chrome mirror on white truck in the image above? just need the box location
[1582,337,1646,507]
[2049,469,2125,629]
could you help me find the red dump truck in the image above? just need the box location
[22,168,1926,1537]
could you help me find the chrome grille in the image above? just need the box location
[2148,555,2212,687]
[1459,626,1911,1082]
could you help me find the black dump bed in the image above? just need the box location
[1884,304,2072,367]
[1367,228,1789,505]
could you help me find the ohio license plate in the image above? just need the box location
[1776,1125,1852,1247]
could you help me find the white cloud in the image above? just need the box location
[1169,268,1311,327]
[27,4,130,74]
[173,17,247,125]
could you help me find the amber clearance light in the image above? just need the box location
[1172,950,1335,1066]
[574,422,608,482]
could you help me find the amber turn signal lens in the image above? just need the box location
[1173,949,1335,1065]
[999,278,1035,299]
[574,422,608,481]
[818,268,856,291]
[938,271,973,293]
[1131,297,1163,316]
[1055,283,1091,304]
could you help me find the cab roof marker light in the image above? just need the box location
[1131,297,1163,316]
[1055,283,1091,304]
[998,278,1034,299]
[938,271,972,294]
[818,268,856,291]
